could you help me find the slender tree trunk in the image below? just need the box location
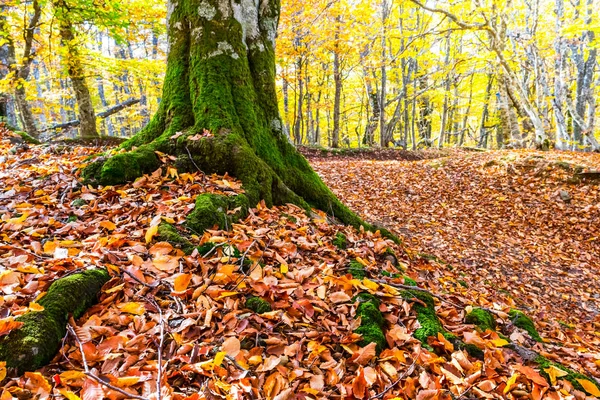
[332,19,342,149]
[293,56,303,145]
[55,1,98,139]
[0,1,41,137]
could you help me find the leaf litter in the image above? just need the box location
[0,126,599,399]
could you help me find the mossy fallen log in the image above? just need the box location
[0,269,110,374]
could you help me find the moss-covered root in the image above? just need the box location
[535,356,600,394]
[400,290,453,344]
[157,223,195,254]
[465,308,497,332]
[0,269,109,373]
[186,193,249,233]
[509,309,543,342]
[353,293,386,353]
[16,131,41,145]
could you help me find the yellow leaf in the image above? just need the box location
[544,365,568,385]
[99,221,116,231]
[145,225,159,244]
[118,302,146,315]
[16,265,41,274]
[8,213,29,224]
[0,361,6,382]
[504,372,520,394]
[28,302,44,312]
[576,379,600,397]
[280,264,288,274]
[361,278,379,291]
[491,338,510,347]
[213,351,226,368]
[216,291,239,300]
[173,274,192,292]
[58,389,81,400]
[59,370,86,382]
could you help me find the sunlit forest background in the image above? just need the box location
[1,0,599,151]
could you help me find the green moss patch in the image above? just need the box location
[186,193,249,233]
[400,289,455,343]
[0,269,109,373]
[348,259,366,279]
[16,131,41,145]
[465,308,497,332]
[509,309,542,342]
[332,232,347,250]
[157,223,195,254]
[246,297,272,314]
[354,293,386,353]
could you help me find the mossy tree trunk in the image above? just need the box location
[86,0,377,233]
[54,0,99,139]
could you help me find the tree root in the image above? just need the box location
[0,269,110,374]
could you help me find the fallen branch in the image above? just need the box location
[40,98,140,132]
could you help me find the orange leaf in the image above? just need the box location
[222,337,241,357]
[118,302,146,315]
[352,367,367,399]
[576,379,600,397]
[99,220,116,231]
[349,342,377,366]
[0,317,23,336]
[173,273,192,292]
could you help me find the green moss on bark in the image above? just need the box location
[157,223,195,254]
[186,193,249,232]
[509,309,542,342]
[535,356,600,393]
[16,131,41,145]
[466,308,497,332]
[0,269,109,373]
[399,289,456,344]
[348,259,366,279]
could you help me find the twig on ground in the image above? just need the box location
[67,324,150,400]
[369,351,419,399]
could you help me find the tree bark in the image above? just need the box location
[0,1,41,137]
[55,0,99,139]
[84,0,380,235]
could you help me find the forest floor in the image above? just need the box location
[0,125,599,400]
[311,149,600,344]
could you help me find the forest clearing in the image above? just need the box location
[2,0,600,398]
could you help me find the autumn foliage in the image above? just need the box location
[1,124,600,399]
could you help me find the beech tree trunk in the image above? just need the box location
[55,0,99,139]
[84,0,378,234]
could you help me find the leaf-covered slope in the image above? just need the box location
[1,131,599,399]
